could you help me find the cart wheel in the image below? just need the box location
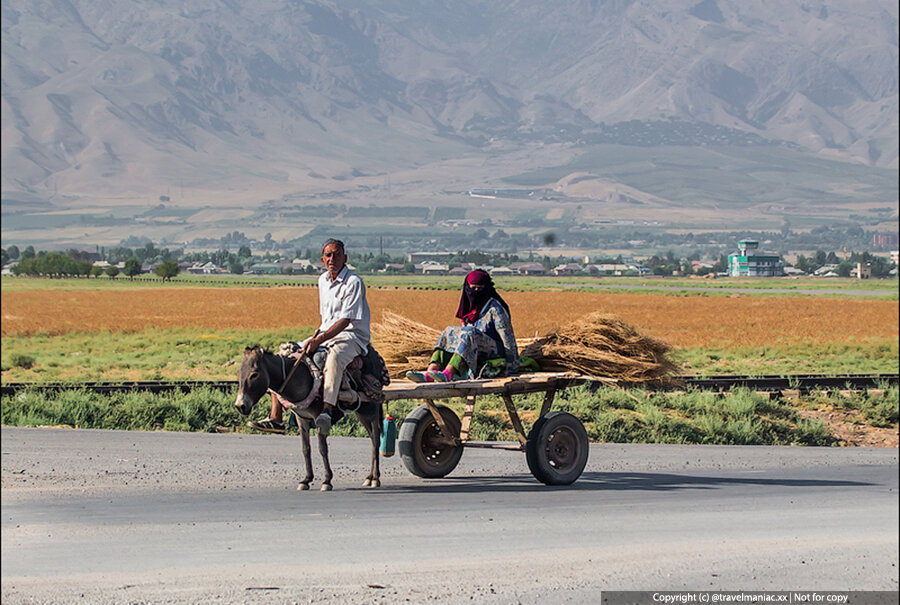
[398,404,463,478]
[525,411,589,485]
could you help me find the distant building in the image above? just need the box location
[588,263,636,276]
[727,240,784,277]
[248,262,283,275]
[512,262,546,275]
[853,263,872,279]
[813,264,839,276]
[379,263,406,273]
[421,263,449,275]
[407,252,454,263]
[187,261,221,274]
[551,263,584,276]
[873,232,899,248]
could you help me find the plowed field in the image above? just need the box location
[2,287,897,348]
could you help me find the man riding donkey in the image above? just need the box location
[249,238,370,435]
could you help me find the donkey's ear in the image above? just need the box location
[243,346,253,355]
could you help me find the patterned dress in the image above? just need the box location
[434,297,519,378]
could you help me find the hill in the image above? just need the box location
[1,0,897,248]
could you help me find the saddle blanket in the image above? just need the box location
[273,341,391,411]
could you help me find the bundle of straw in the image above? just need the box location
[520,312,677,382]
[371,310,441,376]
[372,310,677,382]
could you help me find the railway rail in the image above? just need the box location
[2,373,896,397]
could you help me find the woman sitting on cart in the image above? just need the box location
[407,269,519,383]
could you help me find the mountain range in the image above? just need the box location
[1,0,897,246]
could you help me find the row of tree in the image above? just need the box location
[3,243,895,278]
[794,251,894,278]
[11,253,180,281]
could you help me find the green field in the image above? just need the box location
[2,275,897,445]
[2,329,897,384]
[3,274,897,297]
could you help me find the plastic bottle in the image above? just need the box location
[380,415,397,457]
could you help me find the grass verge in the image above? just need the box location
[3,385,895,447]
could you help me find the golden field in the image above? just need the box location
[2,286,897,349]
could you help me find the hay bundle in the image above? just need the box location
[371,311,441,376]
[520,312,677,382]
[372,310,677,382]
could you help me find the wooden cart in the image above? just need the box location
[381,372,611,485]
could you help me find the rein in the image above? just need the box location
[277,354,305,393]
[264,350,322,410]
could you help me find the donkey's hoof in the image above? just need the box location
[297,482,310,491]
[320,483,333,492]
[368,479,381,488]
[362,478,372,487]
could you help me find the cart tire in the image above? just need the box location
[398,404,463,478]
[525,411,589,485]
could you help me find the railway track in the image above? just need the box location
[2,373,896,397]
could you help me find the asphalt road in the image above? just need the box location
[2,427,898,604]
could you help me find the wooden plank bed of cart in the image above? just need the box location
[380,372,616,485]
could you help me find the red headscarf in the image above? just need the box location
[455,270,510,324]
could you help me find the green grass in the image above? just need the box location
[1,387,244,432]
[803,386,899,428]
[2,329,895,383]
[3,274,897,297]
[675,342,899,376]
[2,330,895,383]
[0,328,315,382]
[4,384,893,446]
[0,274,319,291]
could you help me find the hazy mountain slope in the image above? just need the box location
[1,0,897,210]
[420,0,898,164]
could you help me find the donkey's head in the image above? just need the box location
[235,346,269,416]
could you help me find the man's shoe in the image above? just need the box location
[248,418,286,434]
[315,412,332,435]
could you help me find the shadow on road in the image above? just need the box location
[375,471,875,494]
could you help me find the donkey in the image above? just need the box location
[234,345,383,491]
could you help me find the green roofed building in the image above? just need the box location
[727,240,784,277]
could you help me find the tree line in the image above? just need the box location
[8,251,179,281]
[2,242,895,279]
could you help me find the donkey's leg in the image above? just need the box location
[359,409,382,488]
[297,418,313,491]
[317,431,333,491]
